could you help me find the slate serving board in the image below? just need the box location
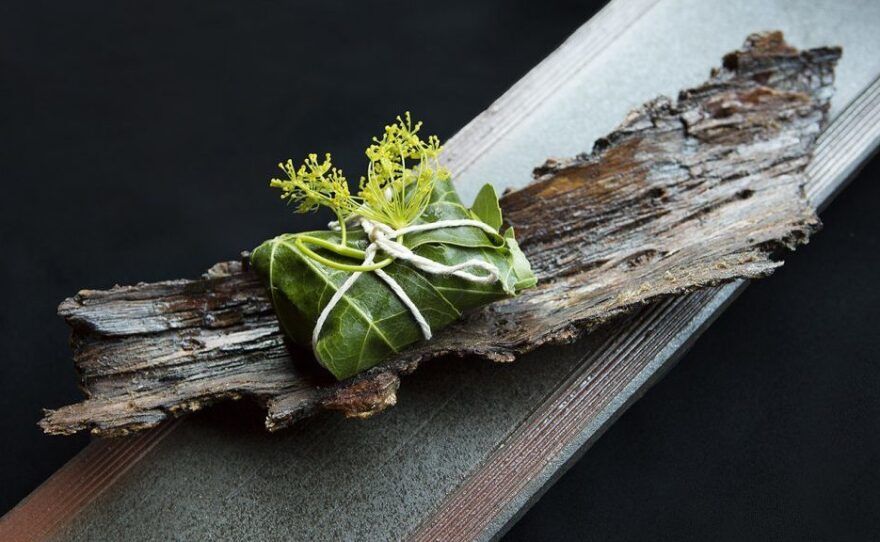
[3,0,880,540]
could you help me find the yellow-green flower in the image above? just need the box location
[269,113,450,230]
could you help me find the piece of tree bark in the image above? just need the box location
[41,32,840,437]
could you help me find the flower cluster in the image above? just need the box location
[270,153,351,215]
[269,113,449,229]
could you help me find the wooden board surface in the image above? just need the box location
[3,0,880,540]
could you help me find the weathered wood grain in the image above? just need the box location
[40,32,840,437]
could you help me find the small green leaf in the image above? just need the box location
[404,179,503,249]
[470,183,503,230]
[505,229,538,290]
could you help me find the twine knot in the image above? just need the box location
[311,218,502,355]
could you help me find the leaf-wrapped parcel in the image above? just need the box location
[251,180,535,380]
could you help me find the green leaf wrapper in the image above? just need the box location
[251,179,536,380]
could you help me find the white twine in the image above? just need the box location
[311,218,502,353]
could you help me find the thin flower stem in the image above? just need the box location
[335,209,347,246]
[296,235,364,259]
[294,237,393,272]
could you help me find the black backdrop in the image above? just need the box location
[2,1,878,540]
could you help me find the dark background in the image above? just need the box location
[1,1,878,540]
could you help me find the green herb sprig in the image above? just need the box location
[269,113,449,273]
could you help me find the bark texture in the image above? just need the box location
[41,32,841,436]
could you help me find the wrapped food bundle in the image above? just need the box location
[251,114,536,380]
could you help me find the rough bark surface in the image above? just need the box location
[41,33,841,437]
